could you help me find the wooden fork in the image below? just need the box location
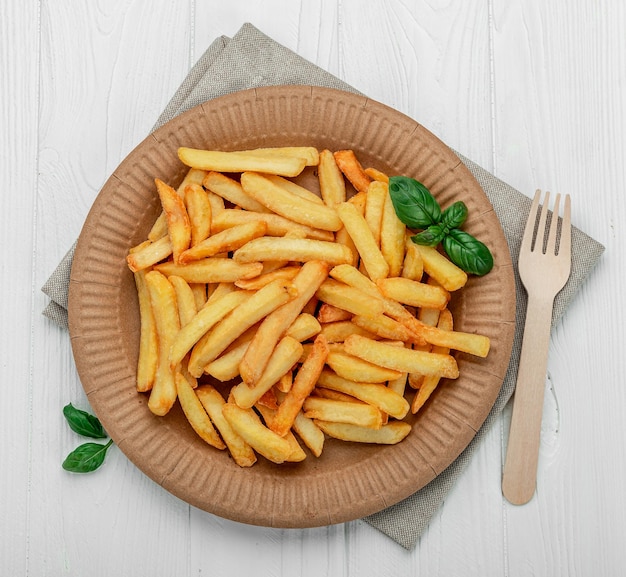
[502,190,572,505]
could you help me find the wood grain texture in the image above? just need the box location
[3,0,624,575]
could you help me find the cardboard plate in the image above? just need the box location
[68,85,515,527]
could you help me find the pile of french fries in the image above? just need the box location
[127,146,491,467]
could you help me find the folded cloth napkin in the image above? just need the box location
[42,23,605,549]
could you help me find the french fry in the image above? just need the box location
[169,290,251,370]
[292,412,325,457]
[326,348,403,383]
[202,171,270,213]
[234,265,301,291]
[239,146,319,166]
[284,313,321,342]
[364,180,387,246]
[343,334,459,379]
[184,183,212,247]
[154,258,263,284]
[255,403,307,462]
[316,369,410,419]
[380,187,406,277]
[316,303,352,323]
[377,276,450,310]
[333,150,372,193]
[401,235,424,281]
[303,396,383,429]
[176,373,225,449]
[240,172,343,231]
[179,221,267,264]
[189,283,207,310]
[271,334,329,437]
[231,336,303,409]
[319,320,377,343]
[187,279,298,377]
[318,149,346,207]
[415,324,491,357]
[127,235,172,272]
[222,403,293,464]
[233,236,353,267]
[145,271,181,416]
[315,278,384,318]
[351,313,421,345]
[364,167,389,183]
[211,209,334,241]
[168,275,198,327]
[195,385,257,467]
[315,420,411,445]
[155,178,191,264]
[414,244,468,291]
[239,260,329,387]
[133,269,158,392]
[178,147,307,178]
[336,201,389,281]
[263,174,325,205]
[148,168,206,242]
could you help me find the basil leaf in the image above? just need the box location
[441,201,468,231]
[63,403,107,439]
[388,176,441,228]
[411,225,446,247]
[62,440,113,473]
[442,229,494,276]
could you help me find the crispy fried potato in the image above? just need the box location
[292,412,325,457]
[377,276,450,310]
[155,178,191,264]
[133,269,158,392]
[326,348,403,383]
[184,183,212,247]
[414,244,468,291]
[333,150,372,193]
[315,420,411,445]
[315,278,384,318]
[154,258,263,284]
[127,236,172,272]
[318,149,346,207]
[202,171,270,213]
[364,180,387,246]
[303,397,383,429]
[380,187,406,277]
[233,236,353,266]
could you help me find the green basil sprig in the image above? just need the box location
[62,403,113,473]
[388,176,493,276]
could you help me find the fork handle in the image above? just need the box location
[502,293,555,505]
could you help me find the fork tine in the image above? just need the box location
[545,193,561,255]
[534,190,551,253]
[559,194,572,257]
[522,190,542,254]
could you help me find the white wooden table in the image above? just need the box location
[4,1,624,575]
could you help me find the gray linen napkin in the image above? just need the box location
[42,23,604,549]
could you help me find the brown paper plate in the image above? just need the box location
[68,85,515,528]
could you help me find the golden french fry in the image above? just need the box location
[315,420,411,445]
[414,244,468,291]
[179,221,267,264]
[233,236,352,267]
[202,171,270,213]
[318,149,346,207]
[401,235,424,280]
[284,313,321,342]
[176,373,225,449]
[343,334,459,379]
[189,283,207,310]
[315,278,384,318]
[168,275,198,327]
[155,178,191,264]
[178,147,307,177]
[336,201,389,281]
[239,146,319,166]
[326,348,403,383]
[303,397,383,429]
[149,168,207,242]
[154,258,263,284]
[133,269,158,392]
[188,280,297,377]
[380,187,406,277]
[238,260,329,387]
[416,323,490,357]
[271,334,329,437]
[211,209,334,241]
[145,271,181,416]
[316,303,352,324]
[255,403,307,462]
[234,265,300,291]
[262,174,325,205]
[316,369,410,419]
[333,150,372,193]
[364,167,389,183]
[169,290,251,370]
[351,314,420,344]
[195,385,257,467]
[221,403,293,464]
[364,180,387,246]
[377,276,450,310]
[276,371,293,394]
[127,236,173,272]
[184,183,212,247]
[240,172,343,231]
[292,412,325,457]
[319,320,377,343]
[231,336,303,409]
